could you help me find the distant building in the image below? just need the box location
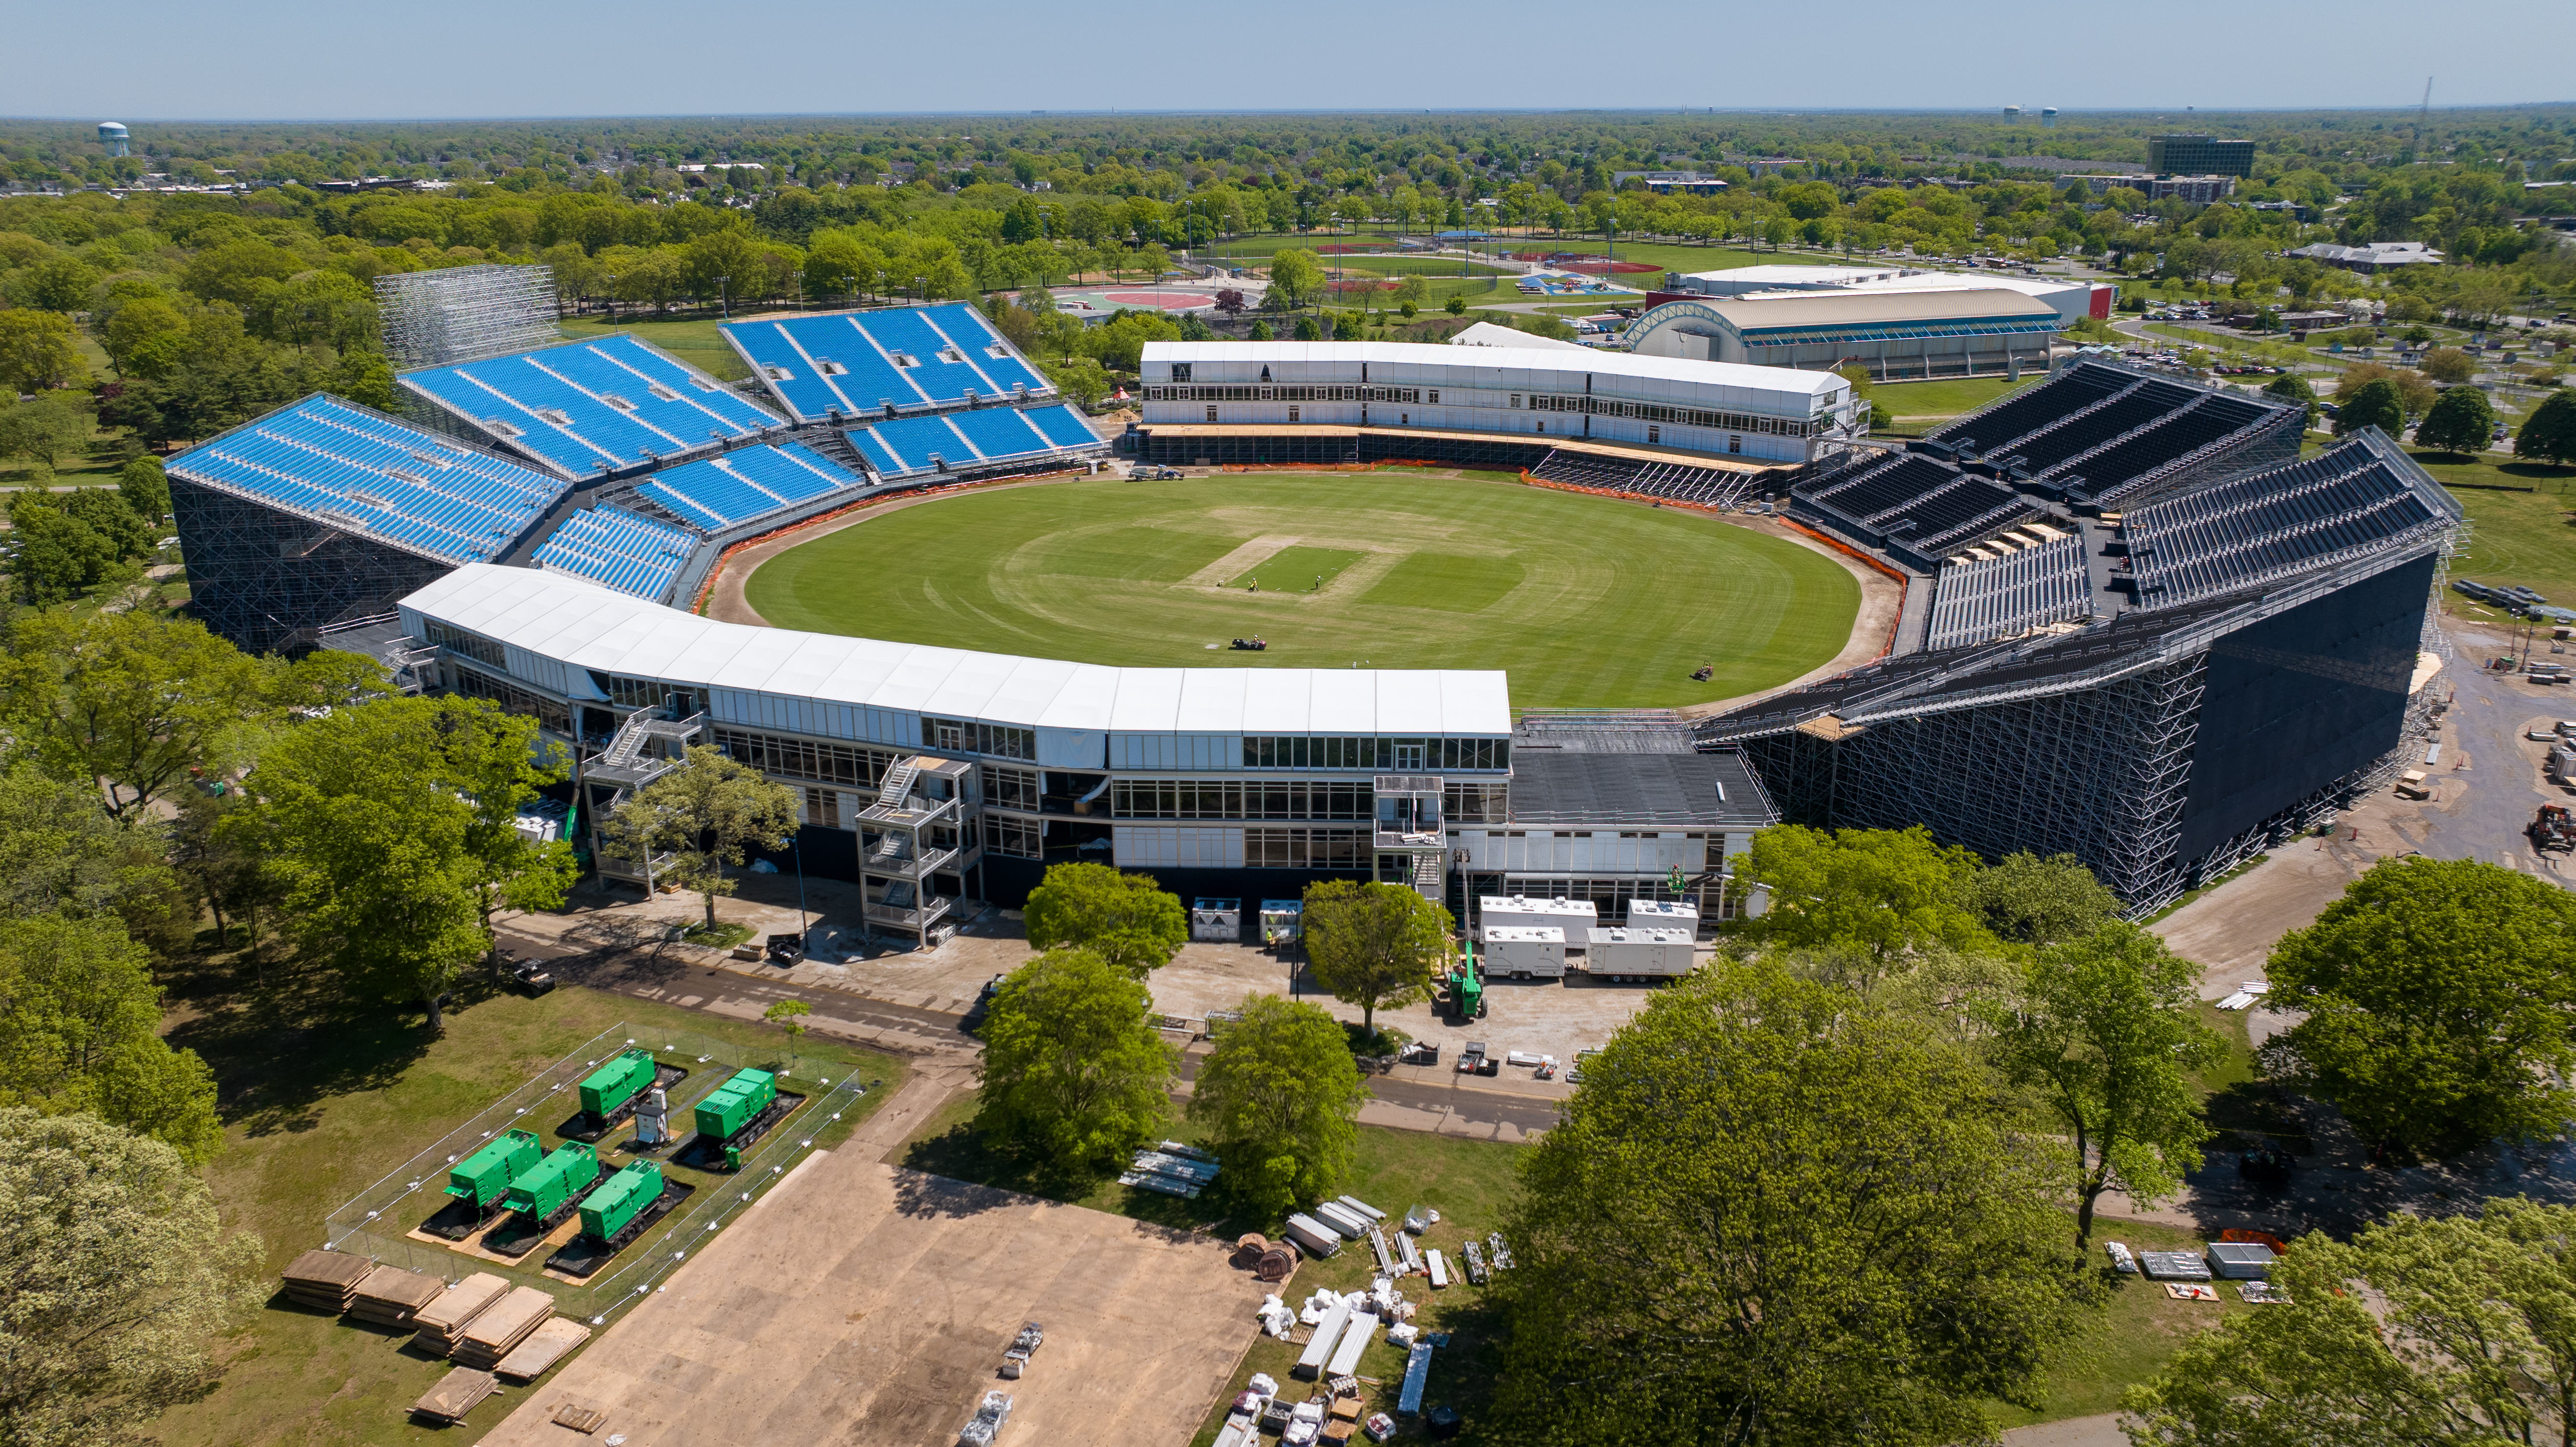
[2146,135,2255,179]
[1612,170,1729,195]
[2284,240,2447,273]
[98,122,129,157]
[2151,175,2238,204]
[2058,174,2152,196]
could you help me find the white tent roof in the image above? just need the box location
[400,564,1512,738]
[1448,320,1592,352]
[1143,340,1845,399]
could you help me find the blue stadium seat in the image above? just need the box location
[1022,404,1101,449]
[532,505,697,600]
[401,338,783,480]
[945,407,1051,459]
[721,305,1055,422]
[634,444,865,531]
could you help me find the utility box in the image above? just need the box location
[1260,900,1303,947]
[1192,897,1241,943]
[694,1067,778,1143]
[1479,895,1598,947]
[1584,927,1696,979]
[1479,926,1567,979]
[579,1048,656,1119]
[1626,898,1700,932]
[579,1160,663,1241]
[503,1142,601,1220]
[446,1128,542,1208]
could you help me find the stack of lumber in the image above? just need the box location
[452,1286,557,1370]
[280,1250,373,1313]
[348,1265,446,1328]
[411,1272,509,1357]
[494,1316,592,1382]
[411,1366,497,1424]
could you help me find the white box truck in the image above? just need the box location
[1626,898,1699,932]
[1480,895,1598,949]
[1480,925,1567,979]
[1583,927,1696,981]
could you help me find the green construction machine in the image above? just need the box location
[502,1141,601,1222]
[693,1067,778,1146]
[446,1128,543,1209]
[578,1160,664,1241]
[578,1048,658,1121]
[1447,951,1485,1023]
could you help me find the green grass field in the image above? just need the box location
[1871,375,2040,419]
[556,313,751,381]
[742,475,1861,709]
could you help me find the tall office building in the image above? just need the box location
[2147,135,2254,178]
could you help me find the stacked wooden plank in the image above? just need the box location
[348,1265,446,1329]
[280,1250,373,1313]
[411,1272,510,1357]
[494,1316,591,1382]
[452,1286,557,1370]
[411,1366,497,1424]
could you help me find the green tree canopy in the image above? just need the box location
[2417,345,2476,383]
[0,764,186,952]
[1490,962,2085,1446]
[0,609,268,818]
[1965,851,2125,946]
[2517,389,2576,466]
[602,744,796,934]
[2262,371,2319,426]
[0,1110,264,1447]
[2265,857,2576,1151]
[1021,861,1188,977]
[2335,377,2407,437]
[973,948,1177,1170]
[116,456,170,527]
[1985,922,2219,1247]
[1267,248,1325,308]
[1737,824,2001,964]
[0,915,222,1166]
[1300,879,1450,1040]
[2415,384,2499,455]
[1187,993,1368,1221]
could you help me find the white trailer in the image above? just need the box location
[1626,898,1700,932]
[1325,1312,1380,1377]
[1479,925,1567,979]
[1583,927,1696,981]
[1294,1296,1357,1378]
[1479,895,1597,948]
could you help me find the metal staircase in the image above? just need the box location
[1410,851,1445,903]
[875,759,920,807]
[586,703,708,890]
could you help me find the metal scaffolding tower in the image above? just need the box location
[376,264,558,369]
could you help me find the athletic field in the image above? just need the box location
[741,475,1860,710]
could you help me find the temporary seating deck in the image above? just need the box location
[2121,438,2450,606]
[843,403,1105,480]
[1924,532,2092,651]
[1527,449,1765,508]
[400,335,783,480]
[531,506,698,601]
[722,304,1053,423]
[168,394,567,565]
[633,442,863,531]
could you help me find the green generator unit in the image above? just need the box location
[578,1160,663,1241]
[502,1141,601,1221]
[693,1068,778,1143]
[446,1128,543,1208]
[578,1048,657,1119]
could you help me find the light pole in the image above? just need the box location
[716,274,730,319]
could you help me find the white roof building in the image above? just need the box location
[1665,263,1918,296]
[1447,320,1592,352]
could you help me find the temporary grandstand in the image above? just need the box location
[375,264,560,370]
[531,506,699,603]
[843,402,1103,480]
[626,442,865,532]
[168,394,572,652]
[721,304,1053,422]
[1699,413,2459,912]
[400,334,785,481]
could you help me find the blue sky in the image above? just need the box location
[10,0,2570,120]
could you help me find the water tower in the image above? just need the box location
[98,122,129,157]
[2041,107,2059,129]
[2002,106,2022,121]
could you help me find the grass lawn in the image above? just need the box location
[2417,449,2576,600]
[1984,1216,2259,1432]
[154,973,907,1447]
[555,312,751,382]
[741,473,1861,709]
[1871,375,2041,419]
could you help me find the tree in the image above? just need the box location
[0,764,183,942]
[1489,962,2084,1446]
[1737,824,2002,965]
[763,999,810,1038]
[974,948,1177,1170]
[0,309,86,393]
[0,393,94,468]
[1292,314,1323,341]
[0,915,223,1166]
[1392,274,1429,310]
[1301,880,1449,1041]
[2265,857,2576,1152]
[178,240,302,305]
[2124,1198,2576,1447]
[2520,389,2576,466]
[1444,295,1467,316]
[1248,319,1275,340]
[1985,923,2219,1249]
[1042,354,1109,410]
[2418,345,2476,383]
[1267,248,1325,309]
[2263,371,2320,427]
[2335,376,2407,437]
[1966,851,2124,946]
[2416,385,2498,456]
[0,1110,264,1447]
[116,456,170,526]
[1187,993,1368,1221]
[1021,861,1187,977]
[18,254,101,313]
[0,610,268,819]
[602,744,796,935]
[255,696,571,1031]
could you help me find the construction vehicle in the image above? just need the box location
[502,1142,601,1222]
[1446,957,1485,1021]
[578,1161,664,1241]
[693,1067,778,1144]
[2533,805,2576,853]
[445,1128,542,1209]
[578,1048,657,1121]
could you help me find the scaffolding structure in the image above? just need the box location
[376,264,558,370]
[171,474,460,654]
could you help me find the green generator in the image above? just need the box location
[502,1141,601,1220]
[578,1161,663,1241]
[446,1128,543,1208]
[692,1068,778,1143]
[578,1048,657,1119]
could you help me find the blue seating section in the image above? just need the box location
[1022,404,1103,449]
[720,304,1052,423]
[635,442,863,531]
[401,335,783,480]
[532,506,697,600]
[169,396,566,564]
[842,403,1106,479]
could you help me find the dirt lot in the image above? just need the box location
[476,1148,1264,1446]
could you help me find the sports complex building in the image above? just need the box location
[167,281,2461,928]
[1616,264,2118,381]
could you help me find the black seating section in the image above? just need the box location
[2047,400,2238,492]
[1805,454,1956,520]
[1872,479,2027,549]
[2124,446,2442,604]
[1529,450,1764,508]
[1932,364,2127,454]
[1999,389,2189,474]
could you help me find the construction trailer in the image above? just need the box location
[693,1068,778,1143]
[1192,897,1241,942]
[1479,925,1567,979]
[1626,898,1700,931]
[1478,895,1599,948]
[502,1142,601,1221]
[579,1049,657,1121]
[1261,900,1304,947]
[1584,926,1696,979]
[447,1129,543,1208]
[579,1161,664,1241]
